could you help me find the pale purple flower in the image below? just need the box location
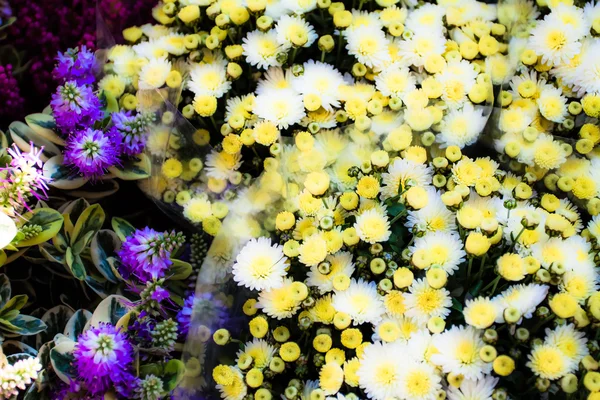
[64,128,120,178]
[53,46,97,85]
[73,323,134,397]
[112,111,154,156]
[50,81,103,133]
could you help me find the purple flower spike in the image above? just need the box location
[54,46,97,85]
[73,323,134,397]
[50,81,103,133]
[118,228,185,283]
[64,128,120,178]
[112,111,153,156]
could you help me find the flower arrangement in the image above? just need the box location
[1,0,600,399]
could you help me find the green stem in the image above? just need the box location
[477,253,487,282]
[290,47,298,64]
[481,275,501,293]
[321,50,326,63]
[467,257,474,285]
[389,209,407,225]
[510,226,526,250]
[336,34,344,65]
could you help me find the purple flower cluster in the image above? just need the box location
[112,111,154,156]
[50,81,103,134]
[73,323,135,397]
[64,128,121,177]
[118,228,186,283]
[53,46,97,85]
[0,65,24,127]
[177,292,228,336]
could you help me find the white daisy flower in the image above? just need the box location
[354,207,391,244]
[332,279,385,325]
[236,338,277,369]
[409,231,466,275]
[536,86,568,123]
[133,39,168,59]
[370,111,404,137]
[544,324,589,364]
[447,376,499,400]
[138,57,171,89]
[572,40,600,95]
[292,61,345,111]
[528,18,581,65]
[398,360,442,400]
[405,279,452,324]
[430,325,492,380]
[406,188,457,233]
[405,329,435,362]
[436,60,478,109]
[546,4,590,42]
[357,341,404,400]
[306,251,355,293]
[216,367,247,400]
[0,213,17,249]
[375,63,416,98]
[405,4,445,36]
[275,15,317,48]
[242,30,285,70]
[345,25,391,70]
[492,283,549,323]
[205,149,243,180]
[253,88,306,129]
[381,158,433,200]
[282,0,317,14]
[188,62,231,98]
[256,67,294,94]
[158,33,187,56]
[140,23,173,39]
[231,237,288,291]
[257,278,302,319]
[397,32,446,67]
[437,104,488,149]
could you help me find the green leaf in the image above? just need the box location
[111,217,135,242]
[9,121,60,161]
[90,295,130,327]
[104,92,119,113]
[90,231,119,283]
[451,298,463,312]
[65,248,87,280]
[1,294,28,315]
[68,179,120,200]
[6,315,47,336]
[7,353,35,364]
[63,310,92,340]
[38,243,65,265]
[0,274,11,310]
[168,259,193,280]
[70,204,105,248]
[162,359,185,391]
[71,230,95,255]
[387,203,406,217]
[139,363,162,377]
[84,276,112,299]
[2,340,38,357]
[52,232,68,253]
[50,340,76,384]
[42,156,88,190]
[108,154,151,180]
[36,306,74,348]
[0,250,6,267]
[24,114,65,146]
[16,208,64,247]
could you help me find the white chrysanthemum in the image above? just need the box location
[527,343,575,380]
[257,278,302,319]
[332,279,385,325]
[236,339,277,369]
[436,60,478,109]
[282,0,317,14]
[345,25,390,69]
[370,111,404,137]
[447,376,499,400]
[375,64,416,98]
[307,251,355,293]
[528,18,580,65]
[0,212,17,249]
[405,4,445,35]
[588,209,600,239]
[409,231,466,275]
[463,297,500,330]
[138,57,171,89]
[242,30,285,70]
[253,88,306,129]
[405,329,434,362]
[492,283,549,323]
[348,10,384,31]
[561,268,598,302]
[430,325,491,380]
[406,188,457,234]
[537,86,568,123]
[501,204,548,248]
[572,40,600,95]
[405,279,452,324]
[225,94,254,121]
[110,47,138,79]
[437,104,488,148]
[508,69,546,99]
[381,159,433,199]
[158,33,187,56]
[357,341,404,400]
[292,61,345,111]
[354,208,391,244]
[398,361,442,400]
[275,15,317,48]
[140,23,173,39]
[372,315,425,343]
[205,150,242,180]
[231,237,288,291]
[188,63,231,98]
[263,0,289,19]
[397,33,446,67]
[257,67,294,94]
[544,324,589,364]
[530,237,568,269]
[216,367,247,400]
[546,4,590,41]
[133,39,168,59]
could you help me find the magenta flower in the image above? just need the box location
[64,128,120,178]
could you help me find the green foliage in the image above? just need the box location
[0,274,46,339]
